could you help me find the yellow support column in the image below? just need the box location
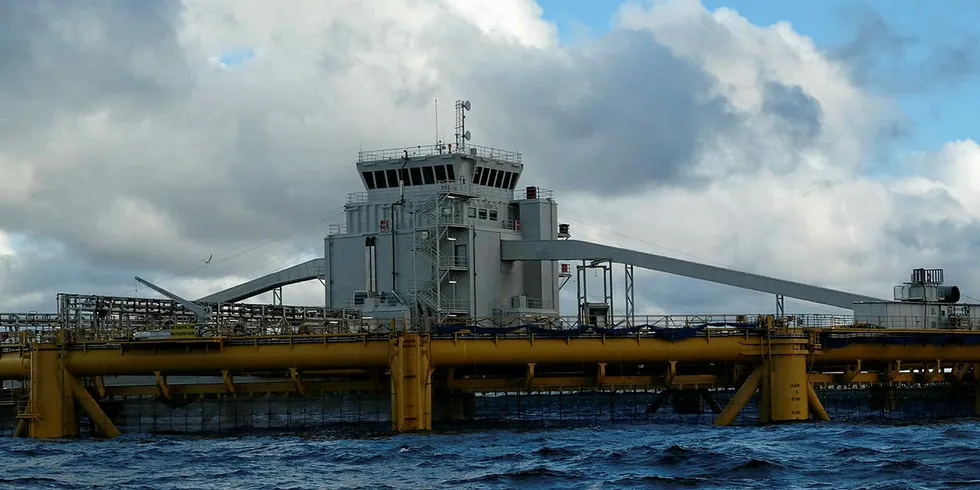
[27,347,78,438]
[389,333,433,432]
[764,351,809,422]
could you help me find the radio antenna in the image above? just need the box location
[454,99,471,151]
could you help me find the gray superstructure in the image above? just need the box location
[204,100,980,329]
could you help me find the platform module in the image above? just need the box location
[4,100,980,439]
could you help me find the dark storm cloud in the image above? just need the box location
[761,81,823,146]
[0,0,362,271]
[469,30,741,193]
[0,0,192,135]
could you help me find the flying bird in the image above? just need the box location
[202,254,213,264]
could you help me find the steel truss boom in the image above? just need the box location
[500,240,883,309]
[196,259,324,304]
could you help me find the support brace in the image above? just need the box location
[806,381,830,421]
[715,365,764,426]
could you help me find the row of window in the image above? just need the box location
[467,207,499,221]
[363,164,458,190]
[473,166,519,190]
[362,164,521,190]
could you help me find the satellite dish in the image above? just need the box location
[463,100,471,111]
[464,130,471,141]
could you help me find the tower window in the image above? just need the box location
[423,166,435,184]
[501,172,512,190]
[489,210,498,221]
[409,167,422,186]
[474,167,483,184]
[385,169,399,187]
[478,209,487,219]
[434,165,447,182]
[467,207,476,218]
[487,169,498,187]
[494,170,505,188]
[446,165,456,181]
[363,171,376,189]
[374,170,388,188]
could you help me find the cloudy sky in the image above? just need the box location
[2,0,979,318]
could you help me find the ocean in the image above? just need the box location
[2,421,979,489]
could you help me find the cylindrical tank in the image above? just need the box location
[937,285,960,303]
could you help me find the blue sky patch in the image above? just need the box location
[217,47,256,68]
[537,0,979,160]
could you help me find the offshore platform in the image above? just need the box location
[4,101,980,439]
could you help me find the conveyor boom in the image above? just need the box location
[196,259,325,304]
[500,240,882,309]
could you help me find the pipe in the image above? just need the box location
[821,344,980,363]
[429,336,752,367]
[0,354,28,378]
[59,342,390,377]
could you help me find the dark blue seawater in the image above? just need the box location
[2,422,980,489]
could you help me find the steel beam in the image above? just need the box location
[501,240,882,310]
[196,258,325,304]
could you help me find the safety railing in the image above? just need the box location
[357,143,522,165]
[1,313,60,332]
[15,299,980,346]
[347,183,524,208]
[493,297,556,311]
[439,256,469,269]
[850,315,980,330]
[512,187,554,201]
[499,218,519,231]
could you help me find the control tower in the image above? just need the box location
[197,100,888,328]
[324,101,559,323]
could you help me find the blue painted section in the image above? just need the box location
[429,322,754,340]
[822,330,980,348]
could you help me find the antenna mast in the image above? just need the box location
[454,99,471,152]
[434,98,439,147]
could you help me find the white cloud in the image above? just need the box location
[0,231,12,257]
[0,0,978,317]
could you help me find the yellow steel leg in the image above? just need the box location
[767,353,809,422]
[806,382,830,421]
[389,333,433,432]
[27,348,77,438]
[13,419,27,438]
[714,365,763,426]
